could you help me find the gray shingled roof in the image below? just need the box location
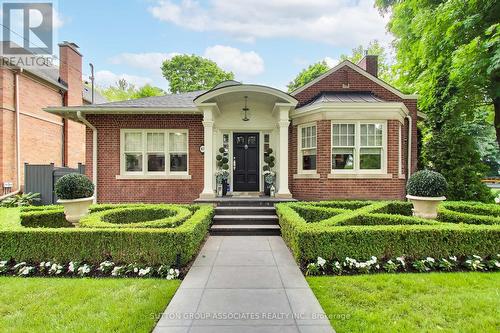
[82,86,108,104]
[77,90,207,109]
[304,92,385,107]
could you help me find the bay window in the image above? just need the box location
[299,123,317,172]
[121,129,188,176]
[331,121,386,173]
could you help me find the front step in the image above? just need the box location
[213,214,278,225]
[215,206,276,215]
[210,224,281,236]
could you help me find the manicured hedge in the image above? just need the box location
[0,204,214,266]
[276,201,500,266]
[80,205,192,228]
[438,202,500,225]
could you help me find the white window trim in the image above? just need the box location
[297,122,317,174]
[119,129,189,178]
[330,120,388,175]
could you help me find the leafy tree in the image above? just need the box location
[375,0,498,201]
[161,55,234,93]
[98,80,164,102]
[287,40,392,92]
[287,61,329,92]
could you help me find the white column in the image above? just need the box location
[276,108,292,198]
[200,108,215,198]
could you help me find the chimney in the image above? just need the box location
[357,52,378,78]
[59,41,82,106]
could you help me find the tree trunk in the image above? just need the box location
[495,97,500,147]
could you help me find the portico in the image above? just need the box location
[195,81,297,199]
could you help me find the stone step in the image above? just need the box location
[213,215,279,225]
[214,206,276,216]
[210,224,281,236]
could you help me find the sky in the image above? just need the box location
[52,0,392,92]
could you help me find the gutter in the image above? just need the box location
[406,115,413,182]
[1,69,22,201]
[76,111,97,204]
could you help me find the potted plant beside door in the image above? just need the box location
[406,170,447,219]
[216,147,230,196]
[55,173,94,226]
[263,148,276,196]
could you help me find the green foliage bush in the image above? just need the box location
[55,173,94,200]
[407,170,448,197]
[0,204,214,266]
[276,200,500,266]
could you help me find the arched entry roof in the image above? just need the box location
[194,81,298,106]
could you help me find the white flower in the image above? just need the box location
[334,261,341,269]
[0,261,7,266]
[68,262,76,272]
[317,257,326,267]
[169,268,175,275]
[473,255,482,260]
[375,264,380,269]
[77,264,91,276]
[18,266,34,276]
[111,266,123,276]
[449,256,457,262]
[495,262,500,268]
[13,262,26,269]
[174,269,180,276]
[396,257,406,267]
[426,257,435,263]
[166,274,174,280]
[133,267,138,273]
[49,263,63,275]
[138,267,151,277]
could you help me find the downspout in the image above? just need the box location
[1,69,22,200]
[405,115,413,182]
[76,111,97,203]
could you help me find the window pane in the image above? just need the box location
[333,124,339,135]
[169,132,187,152]
[147,133,164,152]
[360,148,381,169]
[148,154,165,172]
[332,148,354,170]
[170,153,187,172]
[125,153,142,172]
[302,152,316,170]
[125,133,142,151]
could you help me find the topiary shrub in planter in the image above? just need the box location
[55,173,94,226]
[406,170,448,219]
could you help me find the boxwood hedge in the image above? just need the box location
[0,204,214,266]
[276,201,500,266]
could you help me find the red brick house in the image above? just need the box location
[46,55,419,203]
[0,42,105,197]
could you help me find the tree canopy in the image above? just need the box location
[287,40,391,92]
[98,79,165,102]
[375,0,499,201]
[161,54,234,93]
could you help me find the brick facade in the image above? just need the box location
[0,42,86,193]
[85,114,204,203]
[289,63,418,200]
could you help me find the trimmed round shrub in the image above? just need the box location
[55,173,94,200]
[266,148,273,154]
[407,170,448,197]
[216,155,222,161]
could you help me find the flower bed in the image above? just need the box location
[0,259,181,279]
[305,254,500,276]
[0,204,214,266]
[276,201,500,267]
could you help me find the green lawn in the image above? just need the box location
[308,272,500,333]
[0,277,180,333]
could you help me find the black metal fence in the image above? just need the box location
[24,163,86,205]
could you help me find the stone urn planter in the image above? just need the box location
[55,173,95,227]
[406,195,446,219]
[406,170,448,219]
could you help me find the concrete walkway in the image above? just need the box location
[154,236,334,333]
